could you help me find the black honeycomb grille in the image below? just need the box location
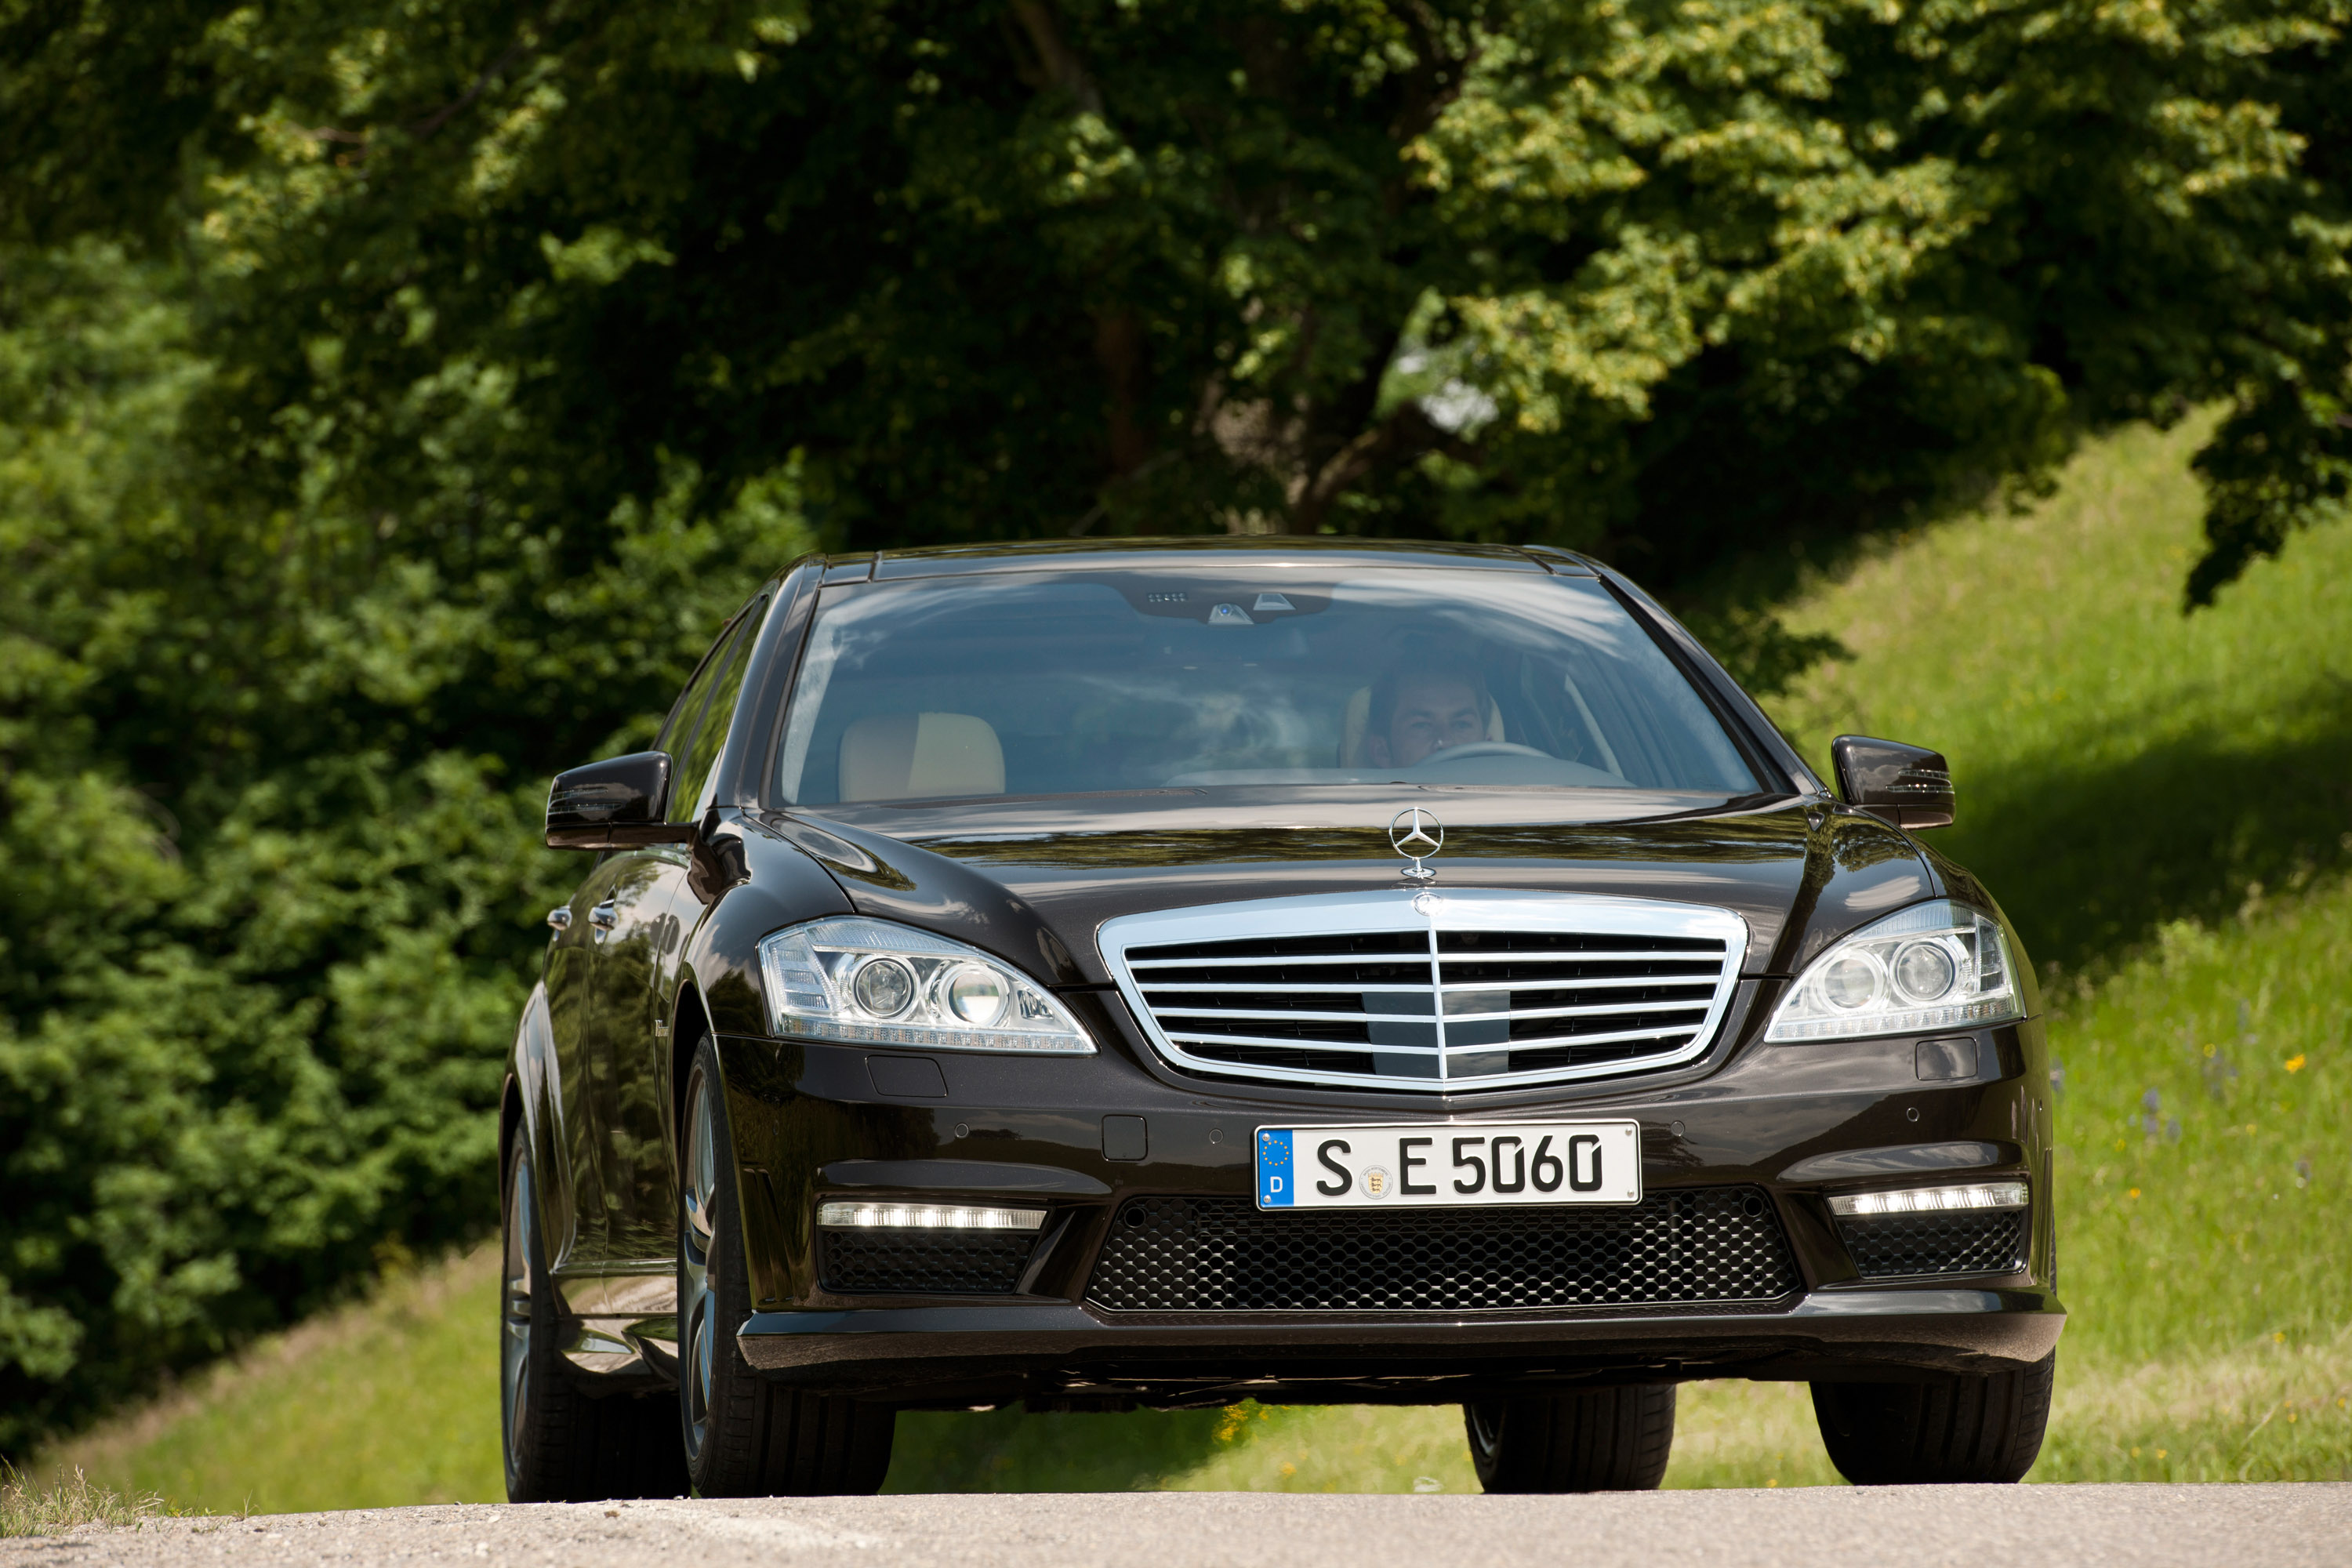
[1086,1189,1798,1313]
[821,1229,1037,1294]
[1839,1210,2027,1279]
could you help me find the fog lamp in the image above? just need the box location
[815,1202,1047,1231]
[1828,1181,2028,1218]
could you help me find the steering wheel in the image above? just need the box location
[1404,741,1555,770]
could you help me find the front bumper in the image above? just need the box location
[713,993,2062,1406]
[739,1284,2063,1404]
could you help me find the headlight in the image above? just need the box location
[1766,899,2020,1042]
[756,917,1095,1054]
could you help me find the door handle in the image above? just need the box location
[589,900,619,932]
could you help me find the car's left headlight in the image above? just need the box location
[1766,899,2021,1043]
[756,917,1096,1054]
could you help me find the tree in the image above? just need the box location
[0,241,809,1450]
[2,0,2348,1448]
[6,0,2344,594]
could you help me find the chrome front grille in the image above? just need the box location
[1101,889,1748,1093]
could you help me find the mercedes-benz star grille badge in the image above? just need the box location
[1390,808,1443,884]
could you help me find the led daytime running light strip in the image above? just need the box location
[1767,996,2013,1043]
[815,1202,1047,1231]
[1829,1181,2028,1218]
[775,1016,1080,1052]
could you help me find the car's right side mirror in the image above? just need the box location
[545,751,695,850]
[1830,735,1955,830]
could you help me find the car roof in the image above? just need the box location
[815,536,1601,583]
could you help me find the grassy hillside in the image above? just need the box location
[1773,413,2352,975]
[45,1254,502,1515]
[36,419,2352,1509]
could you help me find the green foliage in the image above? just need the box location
[4,0,2351,1460]
[0,243,813,1452]
[6,0,2350,594]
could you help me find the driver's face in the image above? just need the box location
[1370,677,1486,768]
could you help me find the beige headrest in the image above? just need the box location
[839,713,1005,801]
[1340,686,1505,766]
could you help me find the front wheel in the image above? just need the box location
[1809,1354,2055,1485]
[501,1134,685,1502]
[1464,1385,1676,1493]
[678,1037,895,1496]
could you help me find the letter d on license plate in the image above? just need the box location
[1256,1121,1641,1210]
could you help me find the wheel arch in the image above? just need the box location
[669,977,716,1153]
[506,981,574,1266]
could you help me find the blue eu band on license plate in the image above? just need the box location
[1256,1121,1642,1210]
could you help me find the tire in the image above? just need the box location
[678,1037,895,1497]
[1464,1385,1677,1493]
[501,1135,688,1503]
[1809,1354,2056,1485]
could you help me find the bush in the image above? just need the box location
[0,245,808,1453]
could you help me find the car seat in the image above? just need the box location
[838,713,1006,800]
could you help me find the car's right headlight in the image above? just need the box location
[756,917,1095,1054]
[1766,899,2020,1043]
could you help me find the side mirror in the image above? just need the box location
[545,751,696,850]
[1830,735,1955,830]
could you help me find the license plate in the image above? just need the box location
[1255,1121,1642,1210]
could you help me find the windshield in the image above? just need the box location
[775,569,1764,804]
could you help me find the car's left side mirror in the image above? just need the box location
[545,751,698,850]
[1830,735,1955,830]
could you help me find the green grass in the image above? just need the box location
[2,1464,161,1537]
[44,1250,502,1515]
[2048,886,2350,1371]
[1771,412,2352,975]
[39,418,2352,1503]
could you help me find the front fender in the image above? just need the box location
[676,811,856,1039]
[507,982,577,1269]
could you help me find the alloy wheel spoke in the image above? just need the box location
[683,1069,718,1457]
[503,1160,536,1464]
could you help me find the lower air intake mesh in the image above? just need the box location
[1086,1189,1798,1313]
[1838,1210,2027,1280]
[821,1229,1037,1294]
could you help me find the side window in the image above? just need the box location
[666,596,768,823]
[657,617,742,757]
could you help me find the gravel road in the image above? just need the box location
[8,1486,2348,1568]
[13,1495,2352,1568]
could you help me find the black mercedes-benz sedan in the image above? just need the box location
[499,538,2060,1501]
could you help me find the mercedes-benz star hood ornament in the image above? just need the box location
[1389,808,1444,884]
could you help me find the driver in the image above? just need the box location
[1365,656,1494,768]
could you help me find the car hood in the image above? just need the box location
[751,789,1944,988]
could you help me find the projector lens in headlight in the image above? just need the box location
[1893,941,1958,1002]
[946,964,1008,1025]
[1828,1181,2029,1218]
[1767,900,2020,1042]
[815,1203,1047,1231]
[851,956,916,1018]
[1823,954,1884,1011]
